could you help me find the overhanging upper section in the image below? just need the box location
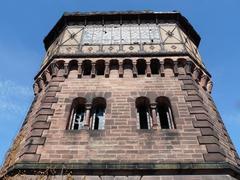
[44,11,201,50]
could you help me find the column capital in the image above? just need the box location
[150,103,157,109]
[85,103,92,109]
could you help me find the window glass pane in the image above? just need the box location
[82,27,93,44]
[92,26,102,44]
[121,25,131,44]
[130,25,140,44]
[112,26,121,44]
[81,24,161,45]
[93,107,105,130]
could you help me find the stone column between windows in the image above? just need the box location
[91,62,96,78]
[160,61,165,76]
[105,62,110,78]
[78,62,82,78]
[150,103,158,129]
[132,62,137,77]
[64,63,69,77]
[146,62,151,77]
[84,103,92,129]
[119,62,123,78]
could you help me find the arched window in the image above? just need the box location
[82,60,92,76]
[156,97,175,129]
[136,59,146,75]
[96,60,105,75]
[68,60,78,78]
[136,97,151,129]
[91,97,106,130]
[150,59,160,75]
[69,98,86,130]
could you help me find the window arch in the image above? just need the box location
[68,97,86,130]
[91,97,106,130]
[156,97,175,129]
[135,97,151,129]
[96,60,105,75]
[150,59,160,75]
[68,60,78,78]
[82,60,92,76]
[136,59,146,75]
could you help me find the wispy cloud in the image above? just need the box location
[0,79,33,114]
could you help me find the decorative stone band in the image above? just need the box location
[3,162,240,179]
[20,76,64,162]
[34,57,212,95]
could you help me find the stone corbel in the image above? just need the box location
[37,78,44,91]
[64,63,69,78]
[33,83,39,95]
[207,80,213,94]
[50,63,57,77]
[160,61,165,77]
[173,61,179,76]
[193,68,200,82]
[44,70,51,83]
[200,74,208,89]
[185,61,193,75]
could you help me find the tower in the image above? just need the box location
[1,11,240,179]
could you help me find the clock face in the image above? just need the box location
[81,24,161,45]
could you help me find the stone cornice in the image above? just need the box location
[3,162,240,179]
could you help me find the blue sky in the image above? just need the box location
[0,0,239,165]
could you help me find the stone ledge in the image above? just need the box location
[197,136,219,145]
[3,162,240,179]
[193,121,213,129]
[26,137,46,145]
[200,128,218,138]
[203,153,225,162]
[206,144,226,156]
[32,121,51,130]
[37,108,54,115]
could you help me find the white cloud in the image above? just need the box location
[0,80,33,114]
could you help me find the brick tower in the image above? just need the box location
[1,11,240,179]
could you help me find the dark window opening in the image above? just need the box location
[123,60,133,70]
[150,59,160,74]
[96,61,105,75]
[156,97,174,129]
[136,60,146,75]
[138,106,149,129]
[69,61,78,71]
[82,61,92,75]
[110,60,119,70]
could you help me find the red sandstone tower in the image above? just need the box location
[1,11,240,179]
